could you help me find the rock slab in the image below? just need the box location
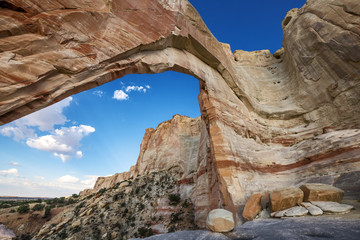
[300,202,323,216]
[270,187,304,212]
[300,184,344,202]
[284,206,308,217]
[311,201,354,213]
[206,209,235,233]
[242,193,262,221]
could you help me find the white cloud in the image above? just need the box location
[0,168,18,176]
[80,175,99,187]
[19,97,72,131]
[0,97,72,141]
[113,90,129,100]
[34,176,45,180]
[92,90,104,97]
[145,85,151,89]
[26,125,95,162]
[58,175,79,183]
[125,85,147,93]
[10,161,19,166]
[0,125,34,141]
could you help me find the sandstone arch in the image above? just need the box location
[0,0,359,225]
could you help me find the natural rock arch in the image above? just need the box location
[0,0,359,225]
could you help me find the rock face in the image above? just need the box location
[0,0,359,227]
[206,209,235,233]
[300,183,344,202]
[81,114,201,195]
[270,187,304,212]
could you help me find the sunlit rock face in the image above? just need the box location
[0,0,359,227]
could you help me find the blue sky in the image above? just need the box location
[0,0,306,197]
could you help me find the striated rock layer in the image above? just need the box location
[0,0,359,226]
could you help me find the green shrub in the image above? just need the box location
[43,206,52,219]
[32,203,45,211]
[138,227,153,238]
[168,194,181,205]
[72,194,79,198]
[17,204,30,214]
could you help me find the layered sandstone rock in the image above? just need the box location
[81,115,201,195]
[0,0,359,227]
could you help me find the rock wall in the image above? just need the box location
[0,0,359,226]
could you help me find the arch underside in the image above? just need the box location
[0,0,359,225]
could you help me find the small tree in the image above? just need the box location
[43,206,52,219]
[32,203,45,211]
[17,204,30,214]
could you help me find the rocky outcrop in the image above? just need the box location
[133,114,201,179]
[0,224,15,240]
[81,114,201,196]
[0,0,359,227]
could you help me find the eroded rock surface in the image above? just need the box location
[0,0,359,227]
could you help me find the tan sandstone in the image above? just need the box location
[206,209,235,233]
[271,187,304,212]
[300,184,344,202]
[242,193,262,221]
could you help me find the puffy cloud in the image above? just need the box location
[92,90,104,97]
[26,125,95,162]
[58,175,79,183]
[18,97,72,131]
[0,97,72,141]
[80,175,99,187]
[125,85,148,93]
[113,90,129,100]
[0,125,34,141]
[0,168,18,176]
[145,85,151,89]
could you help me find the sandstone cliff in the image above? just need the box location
[81,114,201,196]
[0,0,359,227]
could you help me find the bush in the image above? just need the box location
[168,194,181,205]
[32,204,45,211]
[43,206,52,219]
[17,204,30,214]
[72,194,79,198]
[138,227,153,238]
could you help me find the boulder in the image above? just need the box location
[311,201,354,213]
[260,191,270,210]
[284,206,308,217]
[206,209,235,233]
[270,187,304,212]
[242,193,262,221]
[300,184,344,202]
[300,202,323,216]
[0,224,16,240]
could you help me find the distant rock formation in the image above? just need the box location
[0,0,359,227]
